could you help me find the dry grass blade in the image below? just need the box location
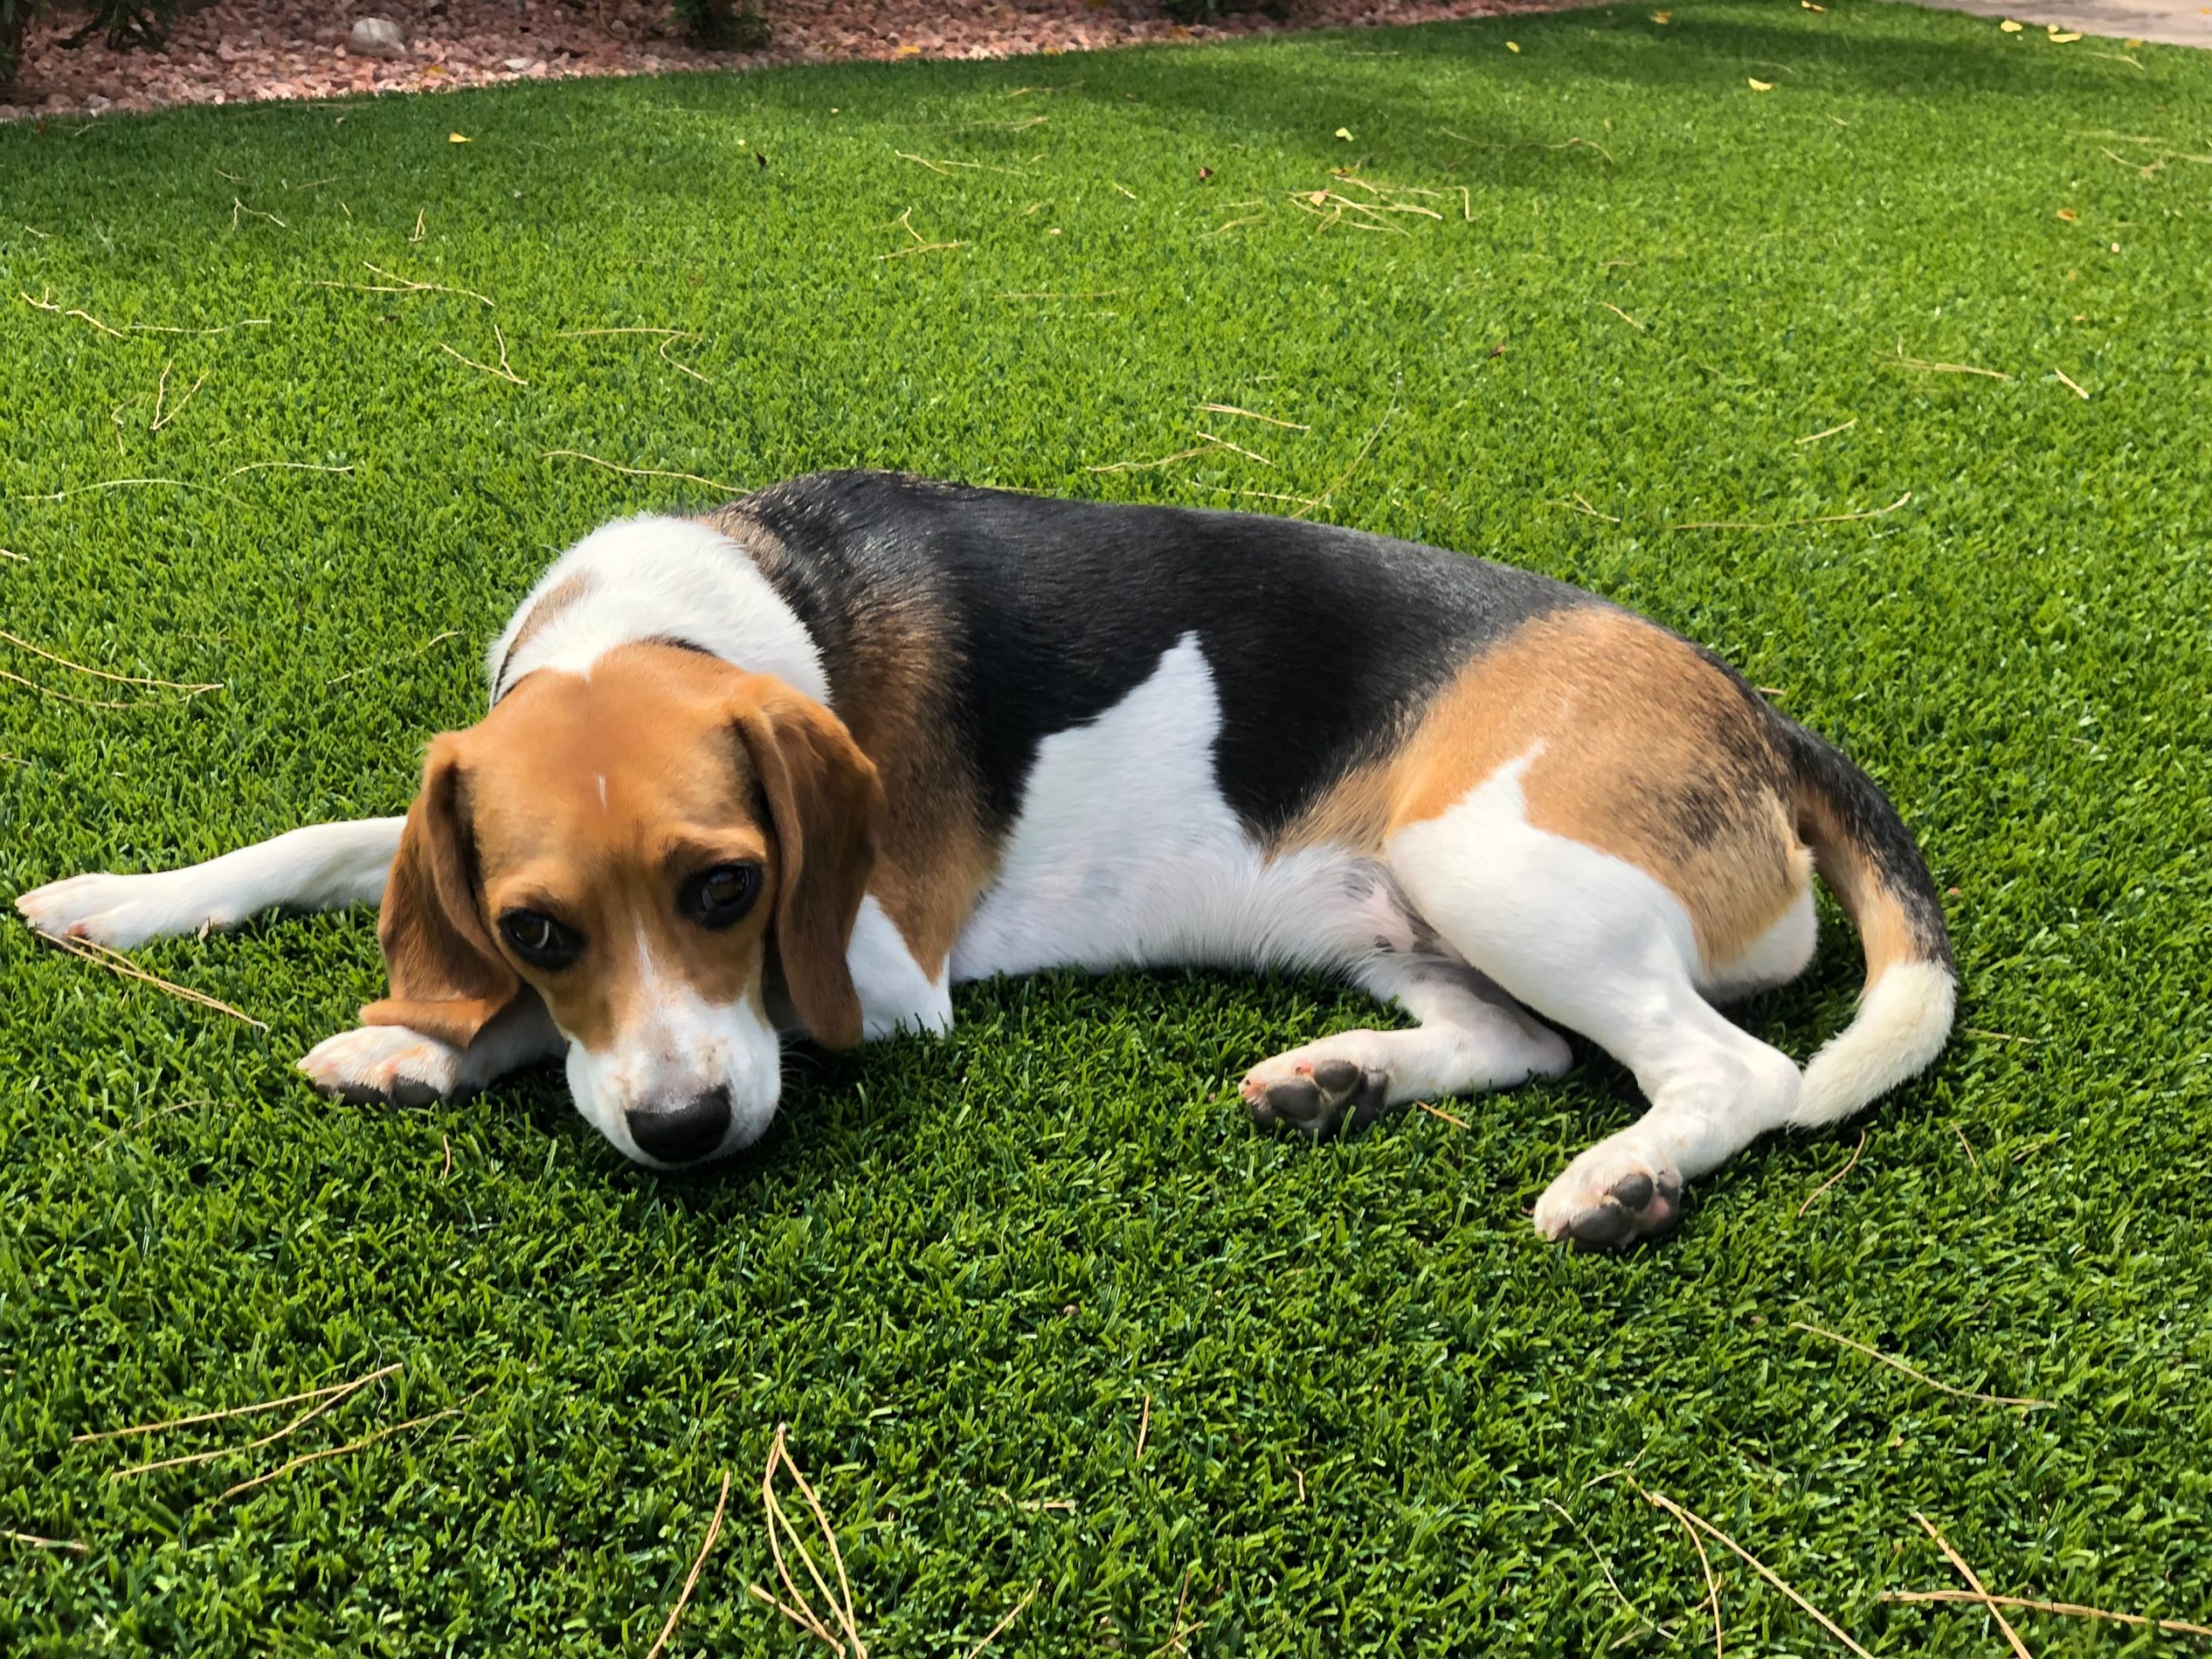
[1211,487,1324,509]
[213,1400,469,1505]
[89,1098,201,1155]
[644,1471,733,1659]
[1547,493,1622,524]
[879,238,969,260]
[759,1427,868,1656]
[21,287,127,338]
[1193,430,1274,466]
[1599,301,1646,330]
[18,476,227,505]
[1643,1488,1873,1659]
[316,261,493,306]
[31,928,267,1029]
[1656,1495,1724,1657]
[1295,372,1401,520]
[2,666,130,709]
[1881,1589,2212,1638]
[1088,443,1221,475]
[1542,1497,1671,1640]
[3,1529,89,1553]
[2050,367,2090,400]
[326,628,461,687]
[1886,340,2010,380]
[963,1584,1039,1658]
[225,461,353,480]
[1416,1100,1471,1129]
[1135,1393,1151,1462]
[539,450,741,494]
[111,1362,403,1479]
[1795,417,1858,445]
[1797,1130,1867,1218]
[1672,492,1911,531]
[441,321,525,385]
[74,1363,397,1443]
[1196,403,1308,430]
[556,327,713,385]
[894,149,1023,176]
[1789,1320,2051,1409]
[0,629,221,694]
[127,318,272,337]
[231,197,288,230]
[1913,1512,2033,1659]
[148,361,209,434]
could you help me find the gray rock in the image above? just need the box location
[348,16,408,58]
[85,94,114,113]
[502,55,537,70]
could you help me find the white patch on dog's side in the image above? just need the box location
[16,817,406,949]
[1388,751,1802,1243]
[491,515,829,707]
[1700,883,1817,1003]
[559,925,783,1166]
[848,895,953,1039]
[950,633,1377,982]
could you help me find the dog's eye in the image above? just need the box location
[499,909,583,969]
[682,861,762,931]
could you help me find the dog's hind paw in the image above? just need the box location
[1534,1140,1683,1250]
[300,1025,467,1107]
[1241,1046,1393,1139]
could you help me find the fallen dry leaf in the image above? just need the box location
[1651,9,1671,20]
[1505,38,1519,50]
[1335,126,1353,139]
[1801,2,1825,10]
[2056,207,2078,221]
[2047,24,2082,39]
[2000,17,2024,29]
[1749,76,1774,90]
[448,131,470,143]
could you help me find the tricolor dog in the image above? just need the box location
[17,472,1955,1246]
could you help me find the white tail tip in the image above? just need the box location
[1791,960,1956,1128]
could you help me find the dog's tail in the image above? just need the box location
[1784,723,1956,1127]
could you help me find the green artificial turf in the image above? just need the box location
[3,2,2210,1650]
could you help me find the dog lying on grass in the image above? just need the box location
[17,472,1954,1246]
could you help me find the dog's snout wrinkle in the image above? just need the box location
[628,1084,734,1165]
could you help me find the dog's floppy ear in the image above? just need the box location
[731,675,881,1051]
[362,734,520,1049]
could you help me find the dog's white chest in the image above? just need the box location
[949,633,1364,983]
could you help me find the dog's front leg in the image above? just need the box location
[849,897,955,1040]
[299,995,563,1106]
[16,818,405,948]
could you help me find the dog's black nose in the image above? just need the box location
[628,1087,733,1165]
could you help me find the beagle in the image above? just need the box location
[17,472,1955,1246]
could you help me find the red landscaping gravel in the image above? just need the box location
[2,0,1576,123]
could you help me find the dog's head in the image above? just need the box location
[365,642,880,1167]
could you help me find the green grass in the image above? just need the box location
[3,2,2209,1650]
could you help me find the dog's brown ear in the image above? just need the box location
[731,676,881,1050]
[363,735,520,1049]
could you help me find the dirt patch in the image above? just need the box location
[2,0,1582,123]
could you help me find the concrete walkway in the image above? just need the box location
[1911,0,2212,50]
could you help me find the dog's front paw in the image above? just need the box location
[16,871,219,950]
[300,1025,465,1107]
[1534,1138,1683,1249]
